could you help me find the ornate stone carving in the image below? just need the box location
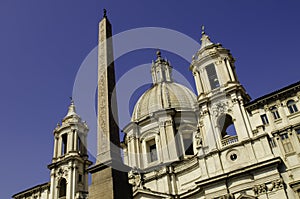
[57,167,68,178]
[195,129,203,148]
[201,110,209,116]
[253,179,284,195]
[212,102,228,117]
[128,168,142,188]
[164,120,173,126]
[272,179,284,190]
[263,105,269,111]
[252,184,267,195]
[98,72,108,152]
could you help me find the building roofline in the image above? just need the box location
[245,81,300,110]
[12,182,50,198]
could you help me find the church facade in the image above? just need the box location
[13,12,300,199]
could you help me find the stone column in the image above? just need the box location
[73,130,78,151]
[58,136,62,157]
[158,121,168,162]
[53,136,58,159]
[225,58,236,82]
[67,162,73,199]
[72,163,76,199]
[231,97,249,140]
[49,170,55,199]
[194,71,204,96]
[69,130,74,152]
[201,105,217,151]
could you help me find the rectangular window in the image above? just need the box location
[78,174,82,183]
[283,142,294,153]
[77,136,83,154]
[206,64,220,90]
[149,144,157,162]
[280,133,294,153]
[182,133,194,155]
[147,139,158,163]
[269,137,277,148]
[62,134,68,155]
[261,114,269,125]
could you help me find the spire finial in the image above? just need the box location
[103,8,107,18]
[201,25,205,35]
[199,25,214,49]
[156,49,161,58]
[69,96,74,105]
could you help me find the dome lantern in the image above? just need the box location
[151,50,173,84]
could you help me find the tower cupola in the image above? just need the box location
[190,26,239,97]
[151,50,173,84]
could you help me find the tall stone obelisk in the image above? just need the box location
[88,10,132,199]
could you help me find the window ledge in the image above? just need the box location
[147,160,160,167]
[284,151,296,157]
[183,155,194,160]
[287,111,300,120]
[274,118,282,124]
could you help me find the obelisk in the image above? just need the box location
[88,9,132,199]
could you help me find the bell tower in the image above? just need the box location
[191,26,240,97]
[190,27,252,151]
[48,101,92,199]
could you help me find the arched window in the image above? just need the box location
[287,100,298,114]
[218,114,237,138]
[58,178,67,198]
[146,139,158,163]
[218,114,238,146]
[270,106,280,119]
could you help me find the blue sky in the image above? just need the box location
[1,1,300,198]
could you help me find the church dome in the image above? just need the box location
[131,51,197,122]
[131,82,197,122]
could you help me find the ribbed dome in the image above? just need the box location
[131,82,197,122]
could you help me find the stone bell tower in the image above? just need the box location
[190,26,253,152]
[88,10,132,199]
[48,101,92,199]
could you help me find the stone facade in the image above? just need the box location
[121,28,300,198]
[12,13,300,199]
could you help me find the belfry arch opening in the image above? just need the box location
[58,178,67,198]
[218,114,237,138]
